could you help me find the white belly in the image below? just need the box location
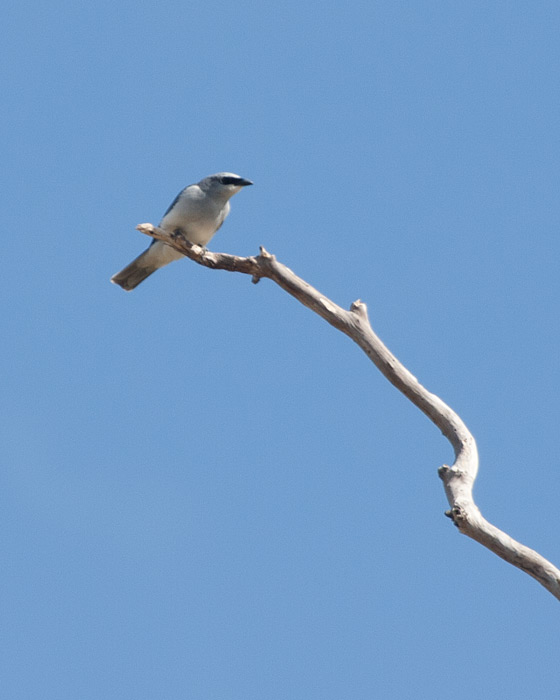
[159,191,230,246]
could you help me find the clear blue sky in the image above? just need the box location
[2,2,560,698]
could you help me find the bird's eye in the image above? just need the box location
[220,176,238,186]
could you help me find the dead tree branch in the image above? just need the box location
[136,222,560,601]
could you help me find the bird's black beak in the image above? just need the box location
[238,178,253,187]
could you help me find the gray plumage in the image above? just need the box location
[111,172,253,291]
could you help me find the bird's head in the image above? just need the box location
[200,172,253,198]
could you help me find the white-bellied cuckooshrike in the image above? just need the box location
[111,172,253,291]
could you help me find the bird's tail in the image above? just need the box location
[111,249,160,291]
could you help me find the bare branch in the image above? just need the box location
[136,222,560,600]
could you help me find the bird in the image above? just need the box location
[111,172,253,291]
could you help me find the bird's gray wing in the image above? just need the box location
[161,188,185,218]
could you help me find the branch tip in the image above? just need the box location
[350,299,369,321]
[438,465,451,480]
[136,223,154,234]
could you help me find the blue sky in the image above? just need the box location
[2,1,560,698]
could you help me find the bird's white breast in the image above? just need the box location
[159,186,230,246]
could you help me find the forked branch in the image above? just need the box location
[136,222,560,600]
